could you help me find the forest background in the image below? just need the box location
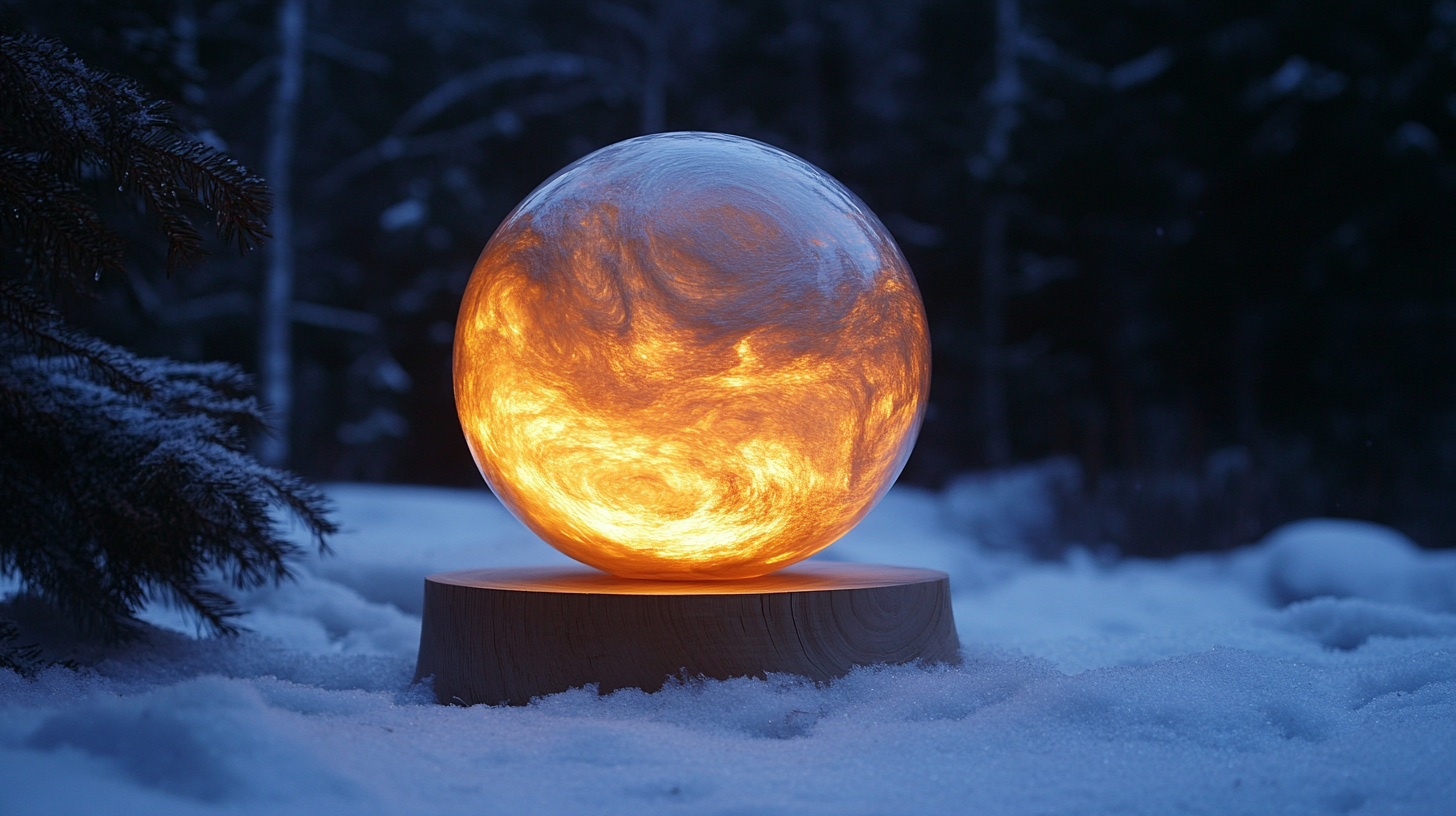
[7,0,1455,558]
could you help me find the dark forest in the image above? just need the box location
[7,0,1456,557]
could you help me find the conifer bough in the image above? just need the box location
[0,34,334,641]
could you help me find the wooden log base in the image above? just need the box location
[413,562,960,706]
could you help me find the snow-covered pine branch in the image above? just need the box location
[0,296,336,640]
[0,33,334,641]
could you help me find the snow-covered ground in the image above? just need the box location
[3,480,1454,815]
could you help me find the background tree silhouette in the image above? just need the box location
[5,0,1455,558]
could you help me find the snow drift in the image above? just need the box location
[2,481,1453,815]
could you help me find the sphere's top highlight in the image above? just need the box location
[455,132,930,580]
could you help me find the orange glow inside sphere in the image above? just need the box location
[454,132,930,580]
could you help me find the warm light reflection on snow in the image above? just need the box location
[454,132,929,579]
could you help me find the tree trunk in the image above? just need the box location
[976,0,1022,466]
[257,0,306,467]
[980,197,1011,466]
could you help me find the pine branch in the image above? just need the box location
[0,335,337,640]
[136,133,271,255]
[0,33,271,286]
[0,34,330,642]
[0,279,155,397]
[0,618,47,678]
[0,150,126,288]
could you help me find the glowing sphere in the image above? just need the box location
[455,132,929,579]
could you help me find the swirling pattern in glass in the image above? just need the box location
[455,132,929,579]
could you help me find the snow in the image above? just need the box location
[3,480,1454,815]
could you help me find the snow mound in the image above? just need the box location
[1262,517,1456,612]
[21,676,355,804]
[3,481,1454,815]
[941,456,1081,555]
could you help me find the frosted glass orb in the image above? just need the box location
[454,132,929,579]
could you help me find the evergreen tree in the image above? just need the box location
[0,33,335,642]
[0,617,44,676]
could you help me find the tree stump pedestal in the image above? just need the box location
[413,562,959,706]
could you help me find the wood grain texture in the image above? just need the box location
[414,563,960,706]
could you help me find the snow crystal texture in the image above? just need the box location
[3,480,1454,815]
